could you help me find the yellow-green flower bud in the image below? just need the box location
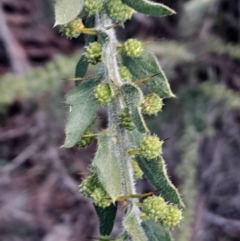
[93,83,112,105]
[161,205,183,227]
[120,108,135,131]
[77,128,95,147]
[141,196,167,220]
[142,93,163,115]
[122,39,143,58]
[91,187,112,208]
[84,0,103,15]
[139,135,163,159]
[85,42,102,65]
[119,66,132,81]
[106,0,134,22]
[59,18,84,39]
[131,159,143,179]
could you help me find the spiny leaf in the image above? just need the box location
[128,129,146,147]
[122,0,176,16]
[142,220,172,241]
[75,55,88,86]
[94,204,118,236]
[83,15,97,44]
[121,84,148,133]
[123,205,148,241]
[63,77,99,148]
[93,135,121,202]
[122,53,175,99]
[136,155,184,207]
[54,0,84,26]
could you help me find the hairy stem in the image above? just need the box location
[98,13,135,195]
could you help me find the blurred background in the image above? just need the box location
[0,0,240,241]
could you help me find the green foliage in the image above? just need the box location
[122,53,175,98]
[122,0,176,16]
[54,0,84,26]
[136,155,184,207]
[54,1,183,240]
[121,84,148,133]
[75,55,89,82]
[142,220,172,241]
[123,206,148,241]
[63,77,99,148]
[93,135,121,203]
[94,204,118,236]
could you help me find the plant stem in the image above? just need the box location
[98,14,135,195]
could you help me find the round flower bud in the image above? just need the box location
[93,83,112,105]
[85,42,102,65]
[91,187,112,208]
[161,205,183,227]
[106,0,134,22]
[119,66,132,81]
[141,196,167,220]
[84,0,103,15]
[120,108,135,131]
[80,175,97,197]
[139,135,163,159]
[142,93,163,115]
[131,159,143,179]
[122,39,143,58]
[77,128,95,147]
[59,18,84,38]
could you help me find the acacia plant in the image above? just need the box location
[54,0,184,240]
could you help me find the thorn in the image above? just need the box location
[106,22,120,30]
[163,137,171,142]
[134,72,162,85]
[63,77,85,81]
[141,38,164,45]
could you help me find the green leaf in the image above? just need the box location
[93,135,121,202]
[94,204,117,236]
[121,84,148,133]
[123,205,148,241]
[75,55,88,77]
[83,15,97,44]
[54,0,84,26]
[122,0,176,16]
[142,220,172,241]
[122,53,175,99]
[128,129,146,147]
[63,77,99,148]
[136,155,184,207]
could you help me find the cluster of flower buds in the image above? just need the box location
[138,135,163,160]
[141,195,183,227]
[106,0,134,22]
[77,128,95,147]
[80,170,112,208]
